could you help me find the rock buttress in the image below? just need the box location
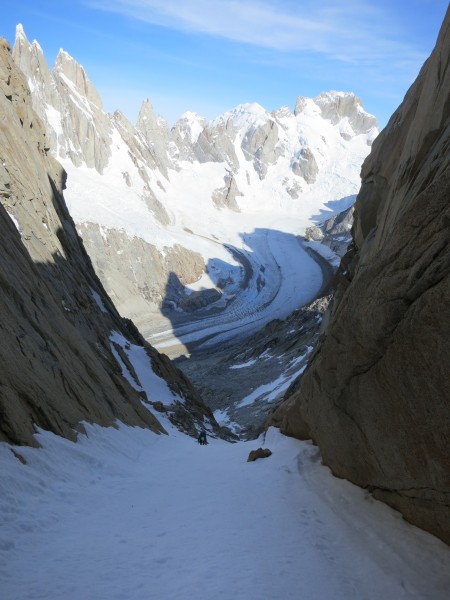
[275,9,450,544]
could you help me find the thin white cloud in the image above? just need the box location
[87,0,426,65]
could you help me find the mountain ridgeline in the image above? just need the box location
[0,37,219,445]
[12,23,377,336]
[274,8,450,545]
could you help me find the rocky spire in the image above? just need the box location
[12,24,60,122]
[54,48,103,108]
[136,99,172,176]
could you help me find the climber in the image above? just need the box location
[197,430,208,445]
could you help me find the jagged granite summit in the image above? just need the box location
[273,9,450,544]
[0,37,219,446]
[12,24,378,337]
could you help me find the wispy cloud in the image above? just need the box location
[87,0,426,65]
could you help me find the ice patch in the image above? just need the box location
[91,288,108,313]
[230,359,257,370]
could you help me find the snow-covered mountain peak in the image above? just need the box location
[177,110,206,128]
[11,25,379,332]
[13,26,59,109]
[135,100,172,175]
[294,96,317,117]
[272,105,294,121]
[137,99,167,127]
[215,102,270,130]
[313,91,378,136]
[233,101,267,116]
[138,98,155,118]
[13,23,43,57]
[180,110,204,120]
[173,111,206,143]
[13,27,113,172]
[137,99,171,141]
[13,25,44,75]
[14,23,30,47]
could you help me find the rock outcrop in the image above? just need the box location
[305,206,354,257]
[0,37,219,446]
[275,9,450,544]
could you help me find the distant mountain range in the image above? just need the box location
[12,23,378,341]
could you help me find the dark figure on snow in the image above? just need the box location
[197,430,208,445]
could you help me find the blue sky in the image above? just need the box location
[2,1,448,128]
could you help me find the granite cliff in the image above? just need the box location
[0,37,219,446]
[274,9,450,544]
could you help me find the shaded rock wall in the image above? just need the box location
[275,9,450,544]
[0,37,164,445]
[0,37,220,446]
[75,224,205,327]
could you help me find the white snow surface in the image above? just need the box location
[109,331,178,405]
[6,210,20,233]
[1,424,449,600]
[236,349,312,408]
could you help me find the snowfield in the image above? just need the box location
[1,423,449,600]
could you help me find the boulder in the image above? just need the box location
[247,448,272,462]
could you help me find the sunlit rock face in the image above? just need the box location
[276,9,450,545]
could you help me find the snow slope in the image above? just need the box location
[1,423,449,600]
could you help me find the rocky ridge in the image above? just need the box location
[273,8,450,544]
[0,37,220,446]
[12,25,378,333]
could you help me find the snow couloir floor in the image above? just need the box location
[1,421,449,600]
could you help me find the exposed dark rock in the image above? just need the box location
[0,37,220,446]
[247,448,272,462]
[177,294,331,438]
[275,9,450,544]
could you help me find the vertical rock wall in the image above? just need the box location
[275,9,450,544]
[0,36,166,445]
